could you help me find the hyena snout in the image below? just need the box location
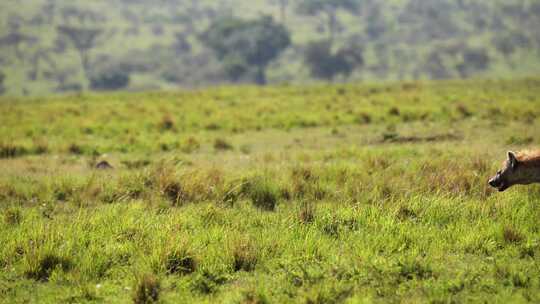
[488,173,509,192]
[488,177,500,188]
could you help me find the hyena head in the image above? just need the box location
[488,151,530,192]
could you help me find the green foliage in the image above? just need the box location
[297,0,359,40]
[201,16,290,84]
[304,39,362,80]
[1,1,540,94]
[57,25,104,83]
[297,0,358,14]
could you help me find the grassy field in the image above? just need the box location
[1,78,540,303]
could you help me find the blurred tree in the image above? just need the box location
[152,24,164,36]
[28,49,56,81]
[42,0,57,24]
[456,48,490,78]
[7,15,24,32]
[57,25,103,87]
[268,0,291,23]
[492,32,530,58]
[0,71,5,95]
[296,0,358,42]
[161,49,225,86]
[303,39,363,80]
[201,16,290,85]
[399,0,460,43]
[90,70,130,91]
[492,35,516,57]
[173,32,192,54]
[423,52,451,80]
[52,67,81,93]
[365,4,386,40]
[0,32,39,61]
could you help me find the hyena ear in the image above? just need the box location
[507,151,518,170]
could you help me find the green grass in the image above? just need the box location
[1,77,540,303]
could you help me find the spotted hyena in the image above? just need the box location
[488,151,540,192]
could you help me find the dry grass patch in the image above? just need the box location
[158,115,175,131]
[133,273,161,304]
[246,177,279,211]
[3,207,22,225]
[231,237,258,272]
[298,201,316,224]
[164,245,197,275]
[214,138,234,151]
[503,226,523,244]
[0,142,28,158]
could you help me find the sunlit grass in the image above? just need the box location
[0,78,539,303]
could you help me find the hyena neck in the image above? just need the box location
[532,170,540,183]
[517,165,540,185]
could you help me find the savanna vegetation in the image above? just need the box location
[1,0,540,95]
[1,77,540,303]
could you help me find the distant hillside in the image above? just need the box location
[0,0,539,95]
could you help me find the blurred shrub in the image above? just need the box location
[0,142,28,158]
[457,48,490,78]
[161,50,225,86]
[90,69,130,91]
[0,71,5,95]
[303,40,363,80]
[56,83,82,93]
